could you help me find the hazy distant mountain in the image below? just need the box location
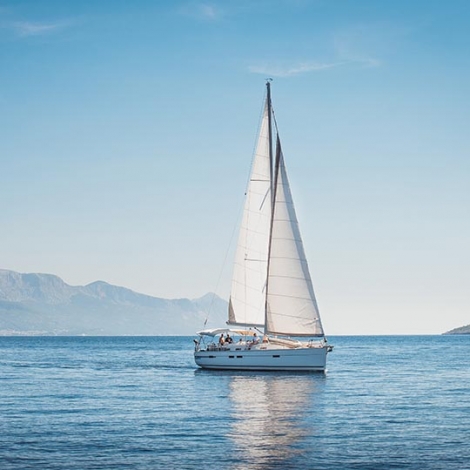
[443,324,470,335]
[0,269,227,336]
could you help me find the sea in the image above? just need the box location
[1,335,469,470]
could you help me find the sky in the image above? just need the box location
[1,0,469,335]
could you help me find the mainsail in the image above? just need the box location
[228,101,272,326]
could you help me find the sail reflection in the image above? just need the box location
[226,373,324,468]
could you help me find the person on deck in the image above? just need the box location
[218,334,225,346]
[225,334,233,344]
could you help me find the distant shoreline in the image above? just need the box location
[443,325,470,335]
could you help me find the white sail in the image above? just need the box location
[228,102,272,326]
[265,143,324,336]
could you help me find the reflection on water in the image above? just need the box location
[226,373,326,469]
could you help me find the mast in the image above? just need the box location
[266,80,274,200]
[264,80,277,331]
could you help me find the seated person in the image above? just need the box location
[225,334,233,344]
[251,333,259,346]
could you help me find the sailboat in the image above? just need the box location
[194,82,332,371]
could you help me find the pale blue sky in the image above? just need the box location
[1,0,469,334]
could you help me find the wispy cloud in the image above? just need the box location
[200,3,219,20]
[333,34,381,69]
[12,20,67,37]
[249,61,345,77]
[179,2,223,21]
[331,22,408,69]
[248,22,402,77]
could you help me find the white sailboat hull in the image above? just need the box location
[194,346,328,371]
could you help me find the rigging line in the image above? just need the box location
[272,105,280,136]
[202,197,244,328]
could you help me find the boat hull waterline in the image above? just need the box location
[195,346,328,371]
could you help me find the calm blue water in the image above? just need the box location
[1,335,469,470]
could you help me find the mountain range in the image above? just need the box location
[443,324,470,335]
[0,269,227,336]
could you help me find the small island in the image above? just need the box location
[443,324,470,335]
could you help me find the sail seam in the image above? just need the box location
[267,275,312,281]
[268,292,314,299]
